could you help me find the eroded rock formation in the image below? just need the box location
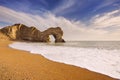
[0,24,65,42]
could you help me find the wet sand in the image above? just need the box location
[0,41,117,80]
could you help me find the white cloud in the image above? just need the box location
[52,0,76,15]
[93,0,117,12]
[91,10,120,30]
[0,6,120,41]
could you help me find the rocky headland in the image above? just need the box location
[0,24,65,42]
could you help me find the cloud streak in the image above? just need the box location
[0,6,120,41]
[93,0,117,12]
[52,0,76,15]
[91,10,120,30]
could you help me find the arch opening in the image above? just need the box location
[49,35,55,43]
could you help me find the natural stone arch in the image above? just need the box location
[0,24,65,43]
[42,27,65,43]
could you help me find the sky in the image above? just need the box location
[0,0,120,41]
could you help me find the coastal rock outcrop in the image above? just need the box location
[0,24,65,42]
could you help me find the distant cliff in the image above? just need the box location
[0,24,65,43]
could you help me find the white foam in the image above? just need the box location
[9,42,120,79]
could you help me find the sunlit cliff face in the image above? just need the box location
[0,24,65,42]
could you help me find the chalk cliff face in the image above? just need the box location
[0,24,65,42]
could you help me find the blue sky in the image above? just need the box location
[0,0,120,21]
[0,0,120,40]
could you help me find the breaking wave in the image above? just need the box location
[9,42,120,79]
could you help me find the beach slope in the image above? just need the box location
[0,41,117,80]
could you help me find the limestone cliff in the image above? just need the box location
[0,24,65,42]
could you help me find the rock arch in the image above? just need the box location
[41,27,65,42]
[0,24,65,43]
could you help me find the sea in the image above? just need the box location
[9,41,120,79]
